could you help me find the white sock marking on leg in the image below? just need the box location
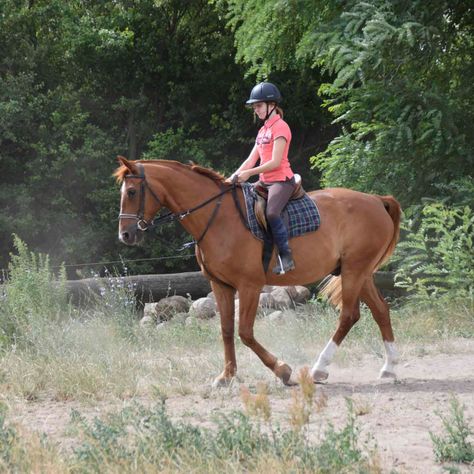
[381,341,399,374]
[312,339,337,374]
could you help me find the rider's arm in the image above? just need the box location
[227,145,260,182]
[238,137,286,180]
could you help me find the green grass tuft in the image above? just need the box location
[430,396,474,464]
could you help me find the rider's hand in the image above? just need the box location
[236,170,252,182]
[224,173,236,184]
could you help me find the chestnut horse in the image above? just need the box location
[115,157,401,386]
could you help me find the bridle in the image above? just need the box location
[118,163,248,245]
[118,163,164,231]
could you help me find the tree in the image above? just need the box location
[222,0,474,206]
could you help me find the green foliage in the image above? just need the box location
[0,236,69,349]
[430,396,474,464]
[0,402,22,471]
[394,202,474,300]
[224,0,474,204]
[0,0,251,275]
[70,400,376,472]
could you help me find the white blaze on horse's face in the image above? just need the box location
[118,180,144,245]
[118,182,126,242]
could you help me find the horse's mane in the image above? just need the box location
[113,160,226,184]
[188,162,226,183]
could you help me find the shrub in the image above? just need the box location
[0,235,69,349]
[394,202,474,300]
[430,396,474,464]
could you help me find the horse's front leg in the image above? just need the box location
[238,286,297,386]
[211,281,237,387]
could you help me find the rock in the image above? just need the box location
[185,315,196,326]
[257,293,278,314]
[143,303,159,321]
[283,286,299,301]
[139,315,155,327]
[270,287,293,309]
[190,297,217,320]
[207,291,216,301]
[294,285,311,304]
[156,321,168,331]
[172,312,189,325]
[262,285,276,293]
[154,295,190,322]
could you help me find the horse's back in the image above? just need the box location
[308,187,393,220]
[308,187,397,255]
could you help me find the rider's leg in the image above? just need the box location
[266,179,296,274]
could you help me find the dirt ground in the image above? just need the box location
[9,339,474,473]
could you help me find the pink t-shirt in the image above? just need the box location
[256,115,293,182]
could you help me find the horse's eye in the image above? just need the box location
[127,189,136,198]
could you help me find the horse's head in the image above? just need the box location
[114,156,164,245]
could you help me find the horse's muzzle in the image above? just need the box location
[119,226,144,245]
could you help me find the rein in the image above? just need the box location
[118,163,241,246]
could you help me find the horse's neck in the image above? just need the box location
[154,163,221,211]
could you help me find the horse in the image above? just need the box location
[114,156,401,387]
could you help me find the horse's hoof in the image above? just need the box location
[311,369,329,383]
[379,370,397,379]
[212,376,235,388]
[283,373,299,387]
[274,361,297,386]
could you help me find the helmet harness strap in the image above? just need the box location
[264,103,277,121]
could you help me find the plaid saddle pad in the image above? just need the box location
[241,183,321,241]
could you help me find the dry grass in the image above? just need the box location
[0,297,472,404]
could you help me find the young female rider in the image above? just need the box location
[227,82,296,274]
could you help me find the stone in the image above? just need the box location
[190,297,217,320]
[154,295,190,322]
[143,303,159,322]
[139,315,155,327]
[294,285,311,304]
[270,287,293,309]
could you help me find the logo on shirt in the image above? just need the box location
[256,131,272,145]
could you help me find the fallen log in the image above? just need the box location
[66,271,211,305]
[65,271,398,306]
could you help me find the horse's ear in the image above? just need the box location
[117,155,138,174]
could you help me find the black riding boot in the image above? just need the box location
[268,216,295,274]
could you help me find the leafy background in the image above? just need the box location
[0,0,472,286]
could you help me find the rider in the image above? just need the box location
[227,82,296,274]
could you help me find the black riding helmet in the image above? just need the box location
[246,82,282,105]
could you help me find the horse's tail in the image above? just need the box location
[319,195,402,310]
[375,195,402,271]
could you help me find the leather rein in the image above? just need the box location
[118,163,247,247]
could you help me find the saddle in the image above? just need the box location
[254,174,306,231]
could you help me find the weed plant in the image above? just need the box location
[67,392,378,473]
[430,396,474,465]
[0,235,70,349]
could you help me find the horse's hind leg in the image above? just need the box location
[212,281,237,387]
[311,274,365,382]
[238,286,296,386]
[360,277,399,378]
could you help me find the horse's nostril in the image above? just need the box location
[122,231,129,241]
